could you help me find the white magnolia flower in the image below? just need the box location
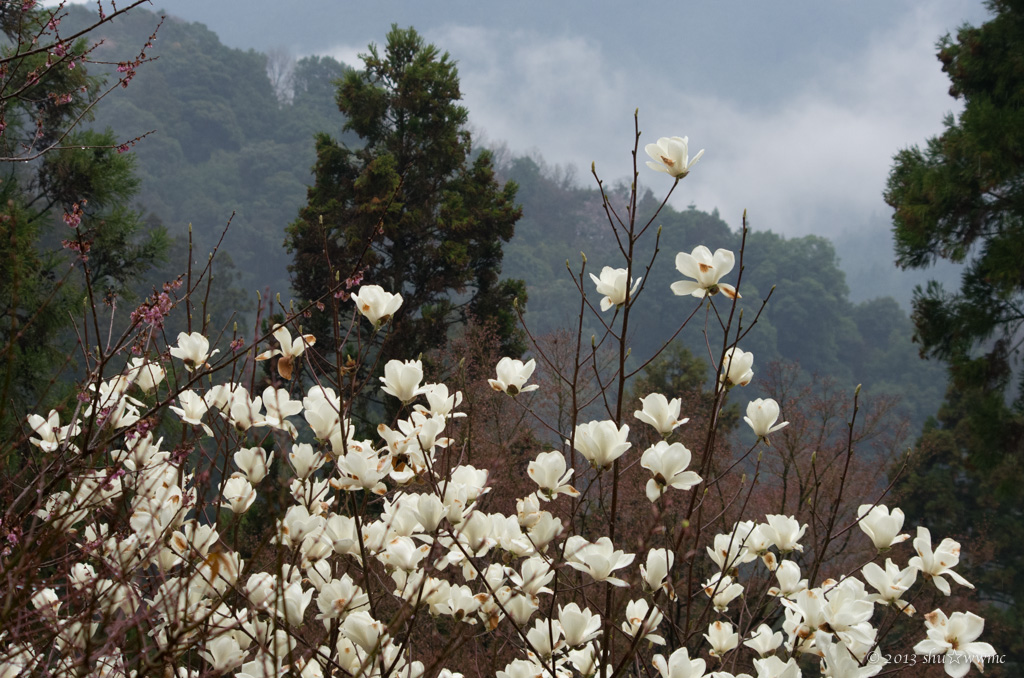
[262,386,303,432]
[224,389,265,432]
[446,584,486,623]
[558,603,602,648]
[501,591,539,627]
[565,536,634,586]
[641,547,675,599]
[572,420,631,470]
[316,574,369,622]
[753,656,800,678]
[381,536,430,573]
[411,493,445,532]
[527,450,579,500]
[645,136,704,178]
[744,398,788,439]
[743,623,783,658]
[288,443,325,480]
[279,580,314,626]
[862,558,917,615]
[168,390,213,436]
[380,359,427,403]
[914,610,996,678]
[234,447,271,483]
[707,527,758,571]
[720,347,754,387]
[857,504,909,551]
[304,396,344,442]
[497,659,546,678]
[908,527,973,596]
[510,556,555,597]
[199,636,246,673]
[590,266,641,311]
[652,647,706,678]
[527,513,563,552]
[244,572,277,610]
[635,393,689,436]
[704,620,739,657]
[702,572,744,612]
[256,324,315,380]
[671,246,739,300]
[567,644,601,678]
[279,506,324,548]
[622,598,665,645]
[127,357,165,393]
[763,514,807,553]
[342,611,388,652]
[488,357,539,395]
[335,445,392,495]
[221,477,257,514]
[768,560,808,598]
[525,618,563,660]
[26,410,80,453]
[640,441,702,502]
[819,632,885,678]
[820,577,876,649]
[169,331,218,371]
[351,285,403,326]
[417,383,465,418]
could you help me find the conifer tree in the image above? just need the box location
[885,0,1024,397]
[0,3,166,431]
[886,2,1024,669]
[286,26,525,366]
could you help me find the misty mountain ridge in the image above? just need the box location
[65,4,949,430]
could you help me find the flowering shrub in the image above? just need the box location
[0,119,996,678]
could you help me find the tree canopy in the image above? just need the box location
[0,5,166,424]
[286,25,525,362]
[885,0,1024,396]
[885,2,1024,669]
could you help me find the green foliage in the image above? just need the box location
[885,0,1024,394]
[885,2,1024,669]
[895,387,1024,671]
[0,5,167,436]
[286,26,525,361]
[65,5,352,301]
[0,182,77,425]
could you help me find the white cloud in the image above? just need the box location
[322,43,365,70]
[322,3,975,238]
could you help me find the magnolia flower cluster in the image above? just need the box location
[5,140,997,678]
[14,314,992,678]
[687,506,988,678]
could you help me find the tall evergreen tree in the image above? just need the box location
[286,26,525,366]
[885,0,1024,396]
[0,3,166,436]
[885,2,1024,670]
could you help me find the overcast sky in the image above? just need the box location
[71,0,991,238]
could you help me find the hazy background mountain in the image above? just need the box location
[142,0,987,239]
[60,2,965,431]
[74,0,977,307]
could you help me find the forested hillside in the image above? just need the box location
[68,5,356,298]
[500,155,945,428]
[70,5,944,429]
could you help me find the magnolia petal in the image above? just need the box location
[712,248,735,277]
[277,356,294,380]
[674,251,700,279]
[670,280,704,297]
[718,283,740,300]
